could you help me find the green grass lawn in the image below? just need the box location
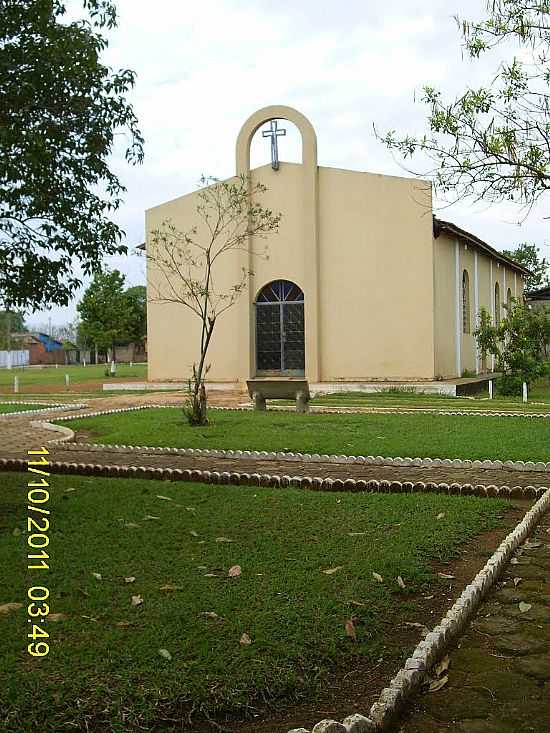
[0,472,508,732]
[300,378,550,413]
[65,407,550,463]
[0,363,148,392]
[0,403,55,414]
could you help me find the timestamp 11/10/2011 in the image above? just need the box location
[27,447,51,657]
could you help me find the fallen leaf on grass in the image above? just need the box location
[322,566,343,575]
[131,595,143,607]
[204,573,218,578]
[397,576,406,589]
[372,572,384,583]
[345,619,357,641]
[124,577,136,584]
[228,565,242,578]
[115,620,134,628]
[513,577,522,587]
[200,611,219,620]
[92,573,102,581]
[158,648,172,660]
[12,528,21,537]
[348,532,367,536]
[239,633,252,646]
[190,530,199,537]
[524,541,542,549]
[423,595,434,600]
[65,488,76,493]
[160,584,183,592]
[436,513,446,521]
[434,655,450,677]
[519,602,532,613]
[437,573,455,580]
[143,515,160,521]
[48,613,69,622]
[0,603,23,615]
[124,522,139,529]
[216,537,234,543]
[350,600,366,607]
[156,495,173,502]
[429,675,449,693]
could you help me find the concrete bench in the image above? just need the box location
[247,379,310,413]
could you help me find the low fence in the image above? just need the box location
[0,350,30,368]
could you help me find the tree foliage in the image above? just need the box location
[0,0,143,310]
[147,175,281,425]
[77,269,144,357]
[381,1,550,210]
[0,309,26,349]
[475,299,550,393]
[124,285,147,344]
[501,242,550,290]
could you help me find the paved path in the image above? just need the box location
[1,392,549,489]
[397,516,550,733]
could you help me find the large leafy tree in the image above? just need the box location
[501,243,550,291]
[77,268,130,364]
[382,1,550,210]
[0,0,143,311]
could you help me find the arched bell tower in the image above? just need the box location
[235,105,321,382]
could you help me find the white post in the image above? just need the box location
[6,350,11,370]
[130,361,133,368]
[83,358,86,368]
[523,382,528,403]
[65,373,70,390]
[489,380,494,400]
[14,376,19,394]
[110,360,116,376]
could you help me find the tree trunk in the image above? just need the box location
[187,319,215,426]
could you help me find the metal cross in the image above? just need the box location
[262,119,286,171]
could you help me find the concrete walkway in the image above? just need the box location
[398,516,550,733]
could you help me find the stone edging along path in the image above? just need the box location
[49,405,550,475]
[0,401,87,419]
[0,455,547,501]
[285,486,550,733]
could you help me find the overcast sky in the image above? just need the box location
[28,0,549,329]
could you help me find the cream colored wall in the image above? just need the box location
[146,179,247,382]
[317,168,435,380]
[146,163,436,382]
[433,233,526,377]
[433,234,457,378]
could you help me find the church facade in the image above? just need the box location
[145,105,529,387]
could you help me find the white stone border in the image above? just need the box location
[0,455,546,502]
[31,420,75,443]
[286,486,550,733]
[0,401,87,419]
[48,405,550,474]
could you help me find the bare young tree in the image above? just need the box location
[146,175,281,425]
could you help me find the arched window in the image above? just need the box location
[507,287,513,310]
[255,280,305,374]
[462,270,470,334]
[494,282,501,326]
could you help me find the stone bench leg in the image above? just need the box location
[296,390,309,414]
[252,391,266,411]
